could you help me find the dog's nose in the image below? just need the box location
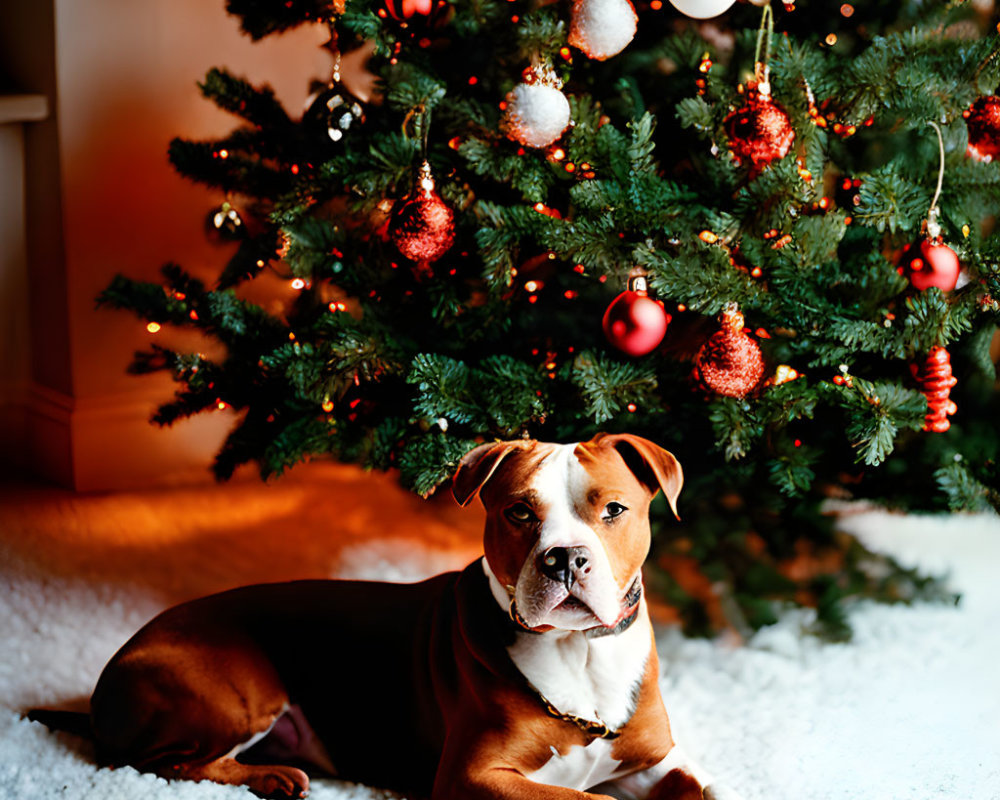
[539,546,591,588]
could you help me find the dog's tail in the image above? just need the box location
[26,708,94,740]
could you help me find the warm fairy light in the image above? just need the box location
[288,332,296,341]
[217,400,228,410]
[564,162,577,173]
[564,290,578,299]
[322,399,335,412]
[534,202,546,212]
[291,278,306,290]
[573,264,585,274]
[256,259,265,268]
[650,0,662,8]
[544,360,557,370]
[499,101,508,111]
[751,267,763,278]
[291,164,300,175]
[550,147,566,161]
[825,33,838,46]
[524,281,540,292]
[794,439,802,447]
[774,365,800,385]
[699,230,718,244]
[146,322,161,333]
[468,76,478,85]
[329,301,347,312]
[627,403,637,412]
[755,328,771,339]
[528,296,538,304]
[962,224,971,238]
[818,197,831,210]
[559,46,572,61]
[840,3,853,16]
[189,310,199,321]
[677,303,686,312]
[580,162,591,171]
[219,149,229,159]
[511,14,519,22]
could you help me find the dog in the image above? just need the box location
[29,433,739,800]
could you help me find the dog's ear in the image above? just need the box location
[591,433,683,519]
[451,440,535,507]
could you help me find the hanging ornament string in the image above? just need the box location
[900,122,960,293]
[753,1,773,90]
[925,121,946,239]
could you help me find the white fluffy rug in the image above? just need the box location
[1,471,998,800]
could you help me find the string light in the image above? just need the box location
[146,322,161,333]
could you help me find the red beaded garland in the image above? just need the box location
[910,346,957,433]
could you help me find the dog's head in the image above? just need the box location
[452,434,682,633]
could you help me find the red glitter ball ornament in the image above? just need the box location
[389,162,455,273]
[965,96,1000,163]
[901,237,960,292]
[910,346,957,433]
[724,82,795,173]
[693,305,765,398]
[602,276,670,356]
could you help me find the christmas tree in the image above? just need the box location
[98,0,1000,638]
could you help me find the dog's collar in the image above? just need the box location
[506,578,643,640]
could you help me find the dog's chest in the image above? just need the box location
[507,607,650,732]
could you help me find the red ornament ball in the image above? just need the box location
[694,306,765,398]
[965,96,1000,163]
[389,188,455,270]
[901,237,960,292]
[385,0,432,19]
[910,346,957,433]
[724,84,795,173]
[602,276,670,356]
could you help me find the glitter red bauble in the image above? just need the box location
[910,346,957,433]
[389,190,455,270]
[724,85,795,173]
[693,306,765,398]
[602,277,670,356]
[965,96,1000,163]
[901,237,960,292]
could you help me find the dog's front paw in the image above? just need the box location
[703,784,746,800]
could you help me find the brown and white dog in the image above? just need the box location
[30,434,741,800]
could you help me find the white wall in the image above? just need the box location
[3,0,334,489]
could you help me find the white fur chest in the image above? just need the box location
[506,598,651,732]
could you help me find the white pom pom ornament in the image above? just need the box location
[501,66,572,149]
[667,0,737,18]
[569,0,638,61]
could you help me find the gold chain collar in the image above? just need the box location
[536,691,622,740]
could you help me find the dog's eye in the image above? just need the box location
[504,503,537,524]
[603,502,627,520]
